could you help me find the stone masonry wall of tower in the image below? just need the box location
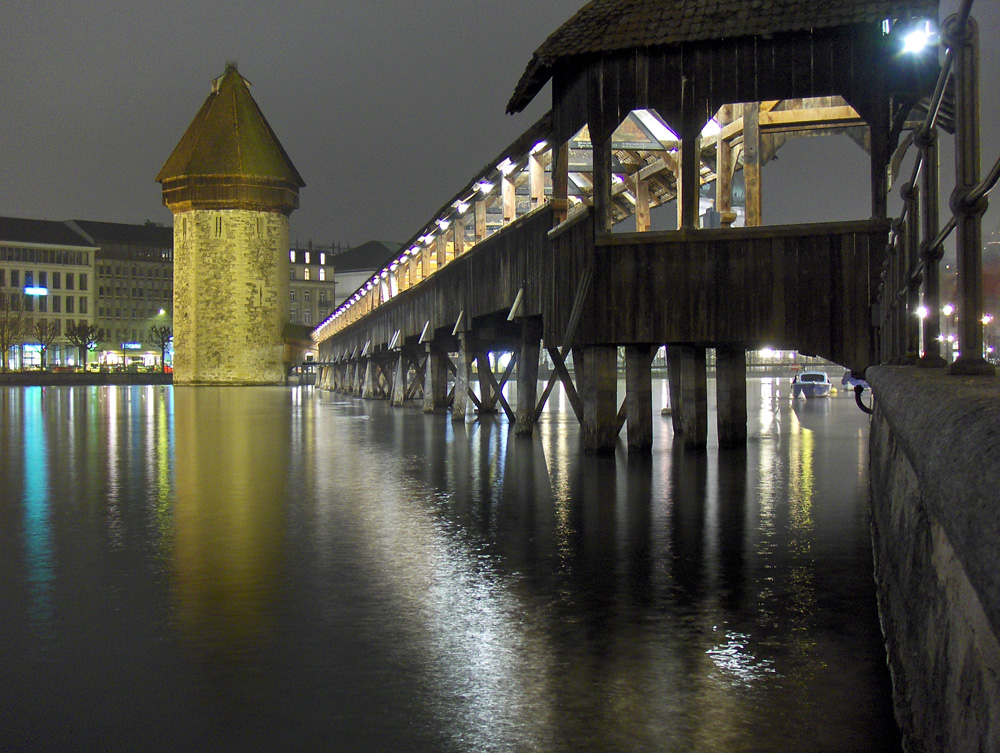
[172,209,289,385]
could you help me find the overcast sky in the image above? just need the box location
[1,0,997,248]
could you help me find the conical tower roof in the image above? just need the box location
[157,63,304,214]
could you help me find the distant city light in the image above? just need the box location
[24,286,48,296]
[916,305,928,319]
[942,303,955,316]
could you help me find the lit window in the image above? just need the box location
[289,250,295,262]
[319,268,326,281]
[304,268,310,281]
[320,253,326,265]
[305,252,311,264]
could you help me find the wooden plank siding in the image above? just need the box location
[318,207,554,360]
[549,27,884,143]
[320,206,887,374]
[546,215,888,373]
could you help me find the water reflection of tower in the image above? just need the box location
[171,388,289,657]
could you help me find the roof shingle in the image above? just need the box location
[508,0,939,112]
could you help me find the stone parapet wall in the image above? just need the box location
[867,366,1000,753]
[172,209,289,385]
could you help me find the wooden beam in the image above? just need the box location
[478,356,516,422]
[529,152,545,208]
[502,174,516,224]
[552,142,569,225]
[547,346,584,422]
[454,215,465,256]
[474,198,487,242]
[744,103,762,227]
[633,173,650,232]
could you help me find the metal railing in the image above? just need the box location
[878,0,999,375]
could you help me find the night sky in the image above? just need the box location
[1,0,997,248]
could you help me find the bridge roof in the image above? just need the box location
[156,63,304,187]
[508,0,939,113]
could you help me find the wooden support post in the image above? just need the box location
[592,130,614,234]
[869,60,890,222]
[625,344,654,453]
[418,245,429,280]
[715,346,747,448]
[437,233,447,269]
[680,125,700,230]
[633,174,650,232]
[390,353,406,406]
[474,199,487,242]
[552,142,570,226]
[547,346,584,422]
[672,345,708,450]
[674,147,684,230]
[529,152,545,209]
[454,215,465,257]
[475,350,499,413]
[580,345,618,453]
[423,344,447,413]
[744,103,762,227]
[502,174,516,224]
[478,354,516,422]
[515,318,542,437]
[452,334,470,422]
[716,105,734,225]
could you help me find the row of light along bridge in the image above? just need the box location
[311,0,997,452]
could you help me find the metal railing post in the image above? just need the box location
[946,14,994,375]
[904,182,921,362]
[918,127,947,366]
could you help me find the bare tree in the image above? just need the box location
[0,290,30,372]
[33,320,60,369]
[148,325,173,372]
[64,322,105,369]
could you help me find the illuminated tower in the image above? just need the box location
[156,63,304,385]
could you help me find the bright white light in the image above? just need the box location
[436,218,450,230]
[982,314,994,325]
[457,201,469,214]
[158,308,166,315]
[759,348,777,359]
[531,140,548,154]
[700,118,722,137]
[477,180,494,194]
[497,158,515,176]
[917,305,929,319]
[902,21,936,54]
[903,28,929,53]
[942,303,955,316]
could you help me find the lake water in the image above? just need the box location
[0,378,898,752]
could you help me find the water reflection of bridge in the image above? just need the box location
[311,0,994,453]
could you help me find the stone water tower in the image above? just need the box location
[156,63,304,385]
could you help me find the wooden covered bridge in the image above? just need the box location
[312,0,942,451]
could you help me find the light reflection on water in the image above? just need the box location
[0,379,897,752]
